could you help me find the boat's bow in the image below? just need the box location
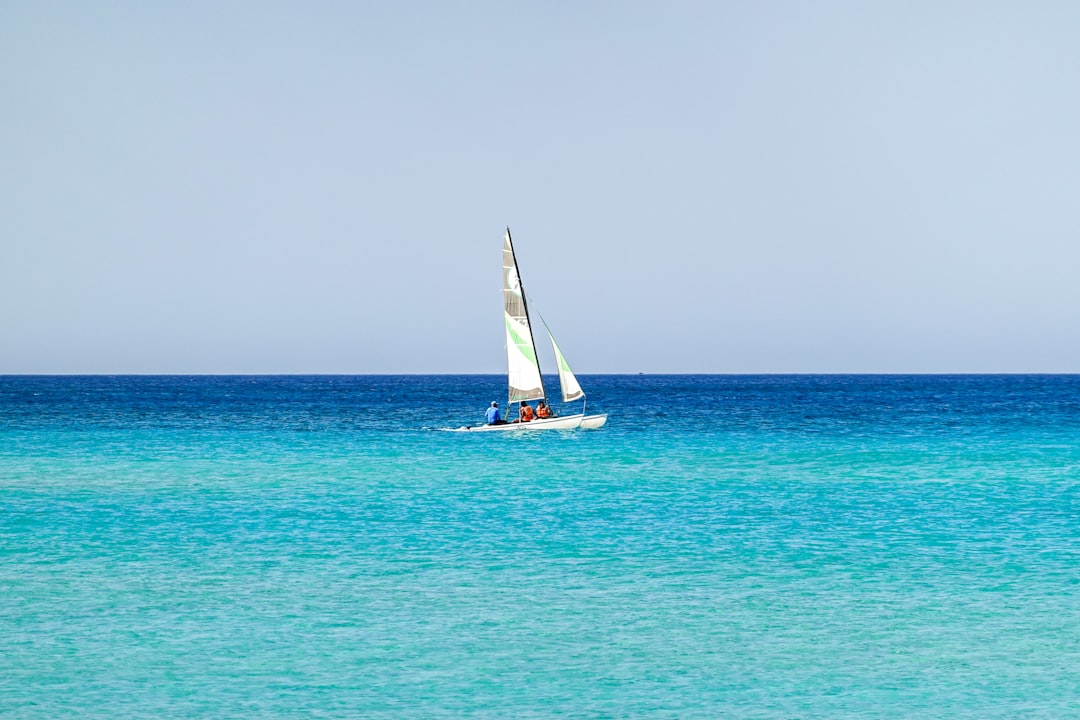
[578,413,607,429]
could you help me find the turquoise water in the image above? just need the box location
[3,375,1080,717]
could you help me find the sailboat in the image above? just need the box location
[463,228,608,432]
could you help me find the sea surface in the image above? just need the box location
[2,375,1080,718]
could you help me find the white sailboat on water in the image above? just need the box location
[463,228,608,432]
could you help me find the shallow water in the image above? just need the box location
[3,375,1080,717]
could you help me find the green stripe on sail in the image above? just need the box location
[505,318,538,366]
[554,344,572,373]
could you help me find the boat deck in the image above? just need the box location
[458,413,607,432]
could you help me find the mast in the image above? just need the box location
[501,227,544,403]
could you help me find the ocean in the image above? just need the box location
[2,375,1079,717]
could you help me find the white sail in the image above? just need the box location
[543,321,585,403]
[503,229,545,403]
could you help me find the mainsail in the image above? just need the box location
[503,228,546,403]
[542,318,585,403]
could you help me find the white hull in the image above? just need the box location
[460,413,608,432]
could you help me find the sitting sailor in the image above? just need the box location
[518,402,535,423]
[485,401,504,425]
[536,400,553,419]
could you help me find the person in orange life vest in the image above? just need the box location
[536,400,553,419]
[518,402,535,422]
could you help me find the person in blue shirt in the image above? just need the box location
[485,401,504,425]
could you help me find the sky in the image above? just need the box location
[2,1,1079,373]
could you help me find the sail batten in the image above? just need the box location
[503,229,546,403]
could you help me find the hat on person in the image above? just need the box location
[491,401,498,406]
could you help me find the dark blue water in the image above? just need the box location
[3,376,1080,717]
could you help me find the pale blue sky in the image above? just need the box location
[2,2,1078,373]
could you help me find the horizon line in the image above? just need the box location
[3,372,1080,377]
